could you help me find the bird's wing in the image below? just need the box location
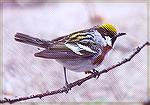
[64,28,99,56]
[35,28,100,59]
[34,43,94,59]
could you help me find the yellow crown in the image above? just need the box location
[100,24,117,35]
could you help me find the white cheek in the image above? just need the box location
[105,36,112,46]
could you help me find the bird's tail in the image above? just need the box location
[14,33,51,48]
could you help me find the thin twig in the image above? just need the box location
[0,41,149,104]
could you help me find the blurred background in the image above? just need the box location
[1,0,148,104]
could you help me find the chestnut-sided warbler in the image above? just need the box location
[14,24,126,85]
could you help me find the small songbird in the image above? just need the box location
[14,24,126,86]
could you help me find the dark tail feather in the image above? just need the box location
[14,33,51,48]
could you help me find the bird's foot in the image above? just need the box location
[63,82,71,94]
[85,70,93,74]
[85,69,100,79]
[92,69,100,79]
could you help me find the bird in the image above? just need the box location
[14,24,126,86]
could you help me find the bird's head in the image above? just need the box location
[96,23,126,47]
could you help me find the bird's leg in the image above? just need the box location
[63,67,71,93]
[63,67,68,86]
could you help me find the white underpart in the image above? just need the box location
[105,36,112,47]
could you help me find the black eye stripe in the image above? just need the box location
[95,27,106,40]
[103,27,113,34]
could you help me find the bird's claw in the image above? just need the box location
[63,83,71,94]
[92,69,100,79]
[85,69,100,79]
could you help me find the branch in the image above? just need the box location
[1,41,149,104]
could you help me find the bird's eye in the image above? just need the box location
[104,33,108,36]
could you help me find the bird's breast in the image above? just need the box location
[92,45,112,65]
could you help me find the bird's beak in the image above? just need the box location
[111,33,126,47]
[115,33,126,39]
